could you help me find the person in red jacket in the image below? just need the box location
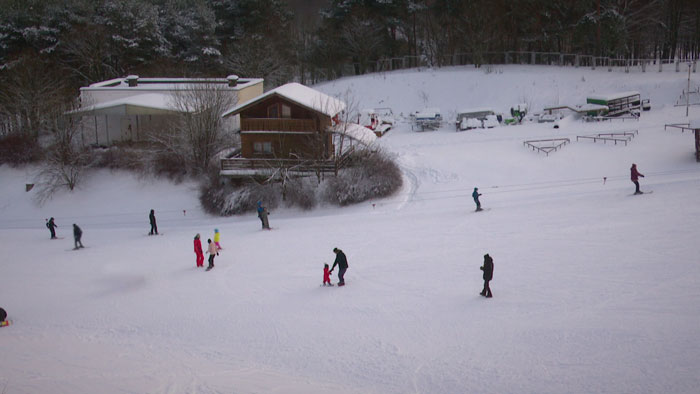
[631,163,645,194]
[323,263,332,286]
[194,234,204,267]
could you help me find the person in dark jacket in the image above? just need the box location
[329,247,349,286]
[472,187,483,211]
[149,209,158,235]
[46,217,58,239]
[480,253,494,298]
[630,163,645,194]
[73,224,84,249]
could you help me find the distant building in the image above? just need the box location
[70,75,263,146]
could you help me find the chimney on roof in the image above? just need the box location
[125,75,139,87]
[227,75,239,87]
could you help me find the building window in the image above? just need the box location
[282,104,291,118]
[267,104,279,118]
[253,142,273,155]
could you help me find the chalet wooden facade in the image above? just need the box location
[221,83,346,176]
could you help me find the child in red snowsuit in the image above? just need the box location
[323,263,332,286]
[194,233,204,267]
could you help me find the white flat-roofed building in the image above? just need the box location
[71,75,263,146]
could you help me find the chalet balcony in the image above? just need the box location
[220,157,336,178]
[241,118,317,132]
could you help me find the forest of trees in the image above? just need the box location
[1,0,699,141]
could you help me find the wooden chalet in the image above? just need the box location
[220,83,346,177]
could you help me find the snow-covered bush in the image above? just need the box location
[321,149,402,206]
[284,177,317,210]
[200,149,402,215]
[91,146,147,172]
[200,175,280,216]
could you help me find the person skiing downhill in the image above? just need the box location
[480,254,494,298]
[472,187,483,211]
[257,201,270,230]
[329,248,349,286]
[630,163,645,194]
[206,238,218,271]
[46,217,58,239]
[73,224,84,249]
[194,234,204,267]
[149,209,158,235]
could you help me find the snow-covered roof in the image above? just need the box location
[68,93,185,116]
[414,108,441,119]
[457,108,494,115]
[335,123,377,146]
[587,91,640,101]
[82,76,264,92]
[573,103,609,112]
[222,83,346,118]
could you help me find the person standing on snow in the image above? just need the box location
[323,263,332,286]
[630,163,645,195]
[480,253,494,298]
[472,187,483,211]
[329,247,349,286]
[206,238,218,271]
[149,209,158,235]
[46,217,58,239]
[194,234,204,268]
[214,228,222,250]
[73,224,84,249]
[256,201,270,230]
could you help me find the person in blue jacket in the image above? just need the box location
[257,201,270,230]
[472,187,483,211]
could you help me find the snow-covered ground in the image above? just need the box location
[2,65,700,394]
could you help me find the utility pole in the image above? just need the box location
[688,61,693,117]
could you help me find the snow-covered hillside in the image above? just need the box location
[2,65,699,394]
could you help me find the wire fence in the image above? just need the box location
[302,51,699,84]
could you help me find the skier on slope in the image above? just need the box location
[472,187,483,211]
[46,217,58,239]
[214,228,222,250]
[630,163,645,195]
[257,201,270,230]
[206,238,218,271]
[480,254,494,298]
[194,234,204,268]
[323,263,332,286]
[73,224,84,249]
[149,209,158,235]
[329,247,349,286]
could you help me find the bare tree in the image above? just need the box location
[35,101,92,204]
[149,83,236,175]
[0,56,69,140]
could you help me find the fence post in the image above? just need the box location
[505,52,510,64]
[625,59,630,73]
[531,51,535,65]
[592,57,596,70]
[575,54,579,68]
[659,57,663,72]
[676,59,680,72]
[694,61,697,73]
[641,59,646,72]
[608,58,612,72]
